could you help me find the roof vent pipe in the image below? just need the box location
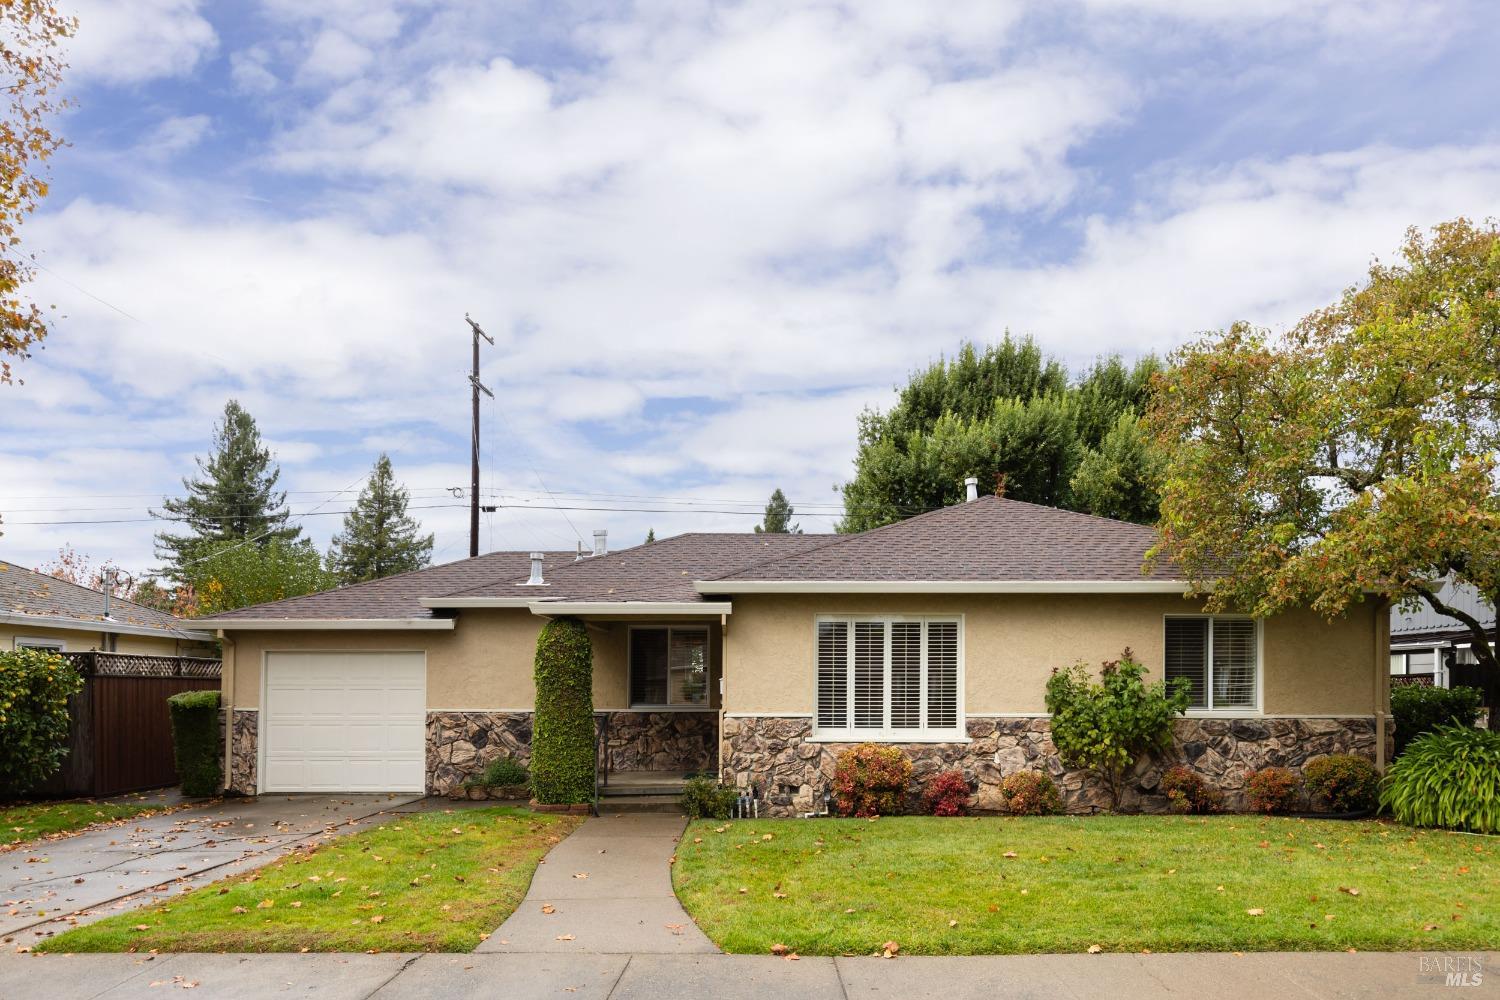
[525,552,546,586]
[593,529,608,556]
[964,476,979,502]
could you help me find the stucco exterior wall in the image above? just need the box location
[723,593,1381,718]
[1,623,205,656]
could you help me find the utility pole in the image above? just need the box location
[466,314,494,558]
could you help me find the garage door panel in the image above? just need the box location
[263,652,426,793]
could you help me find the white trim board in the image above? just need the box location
[694,579,1198,595]
[199,618,456,631]
[418,597,734,615]
[0,611,212,642]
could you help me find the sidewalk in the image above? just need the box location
[3,949,1491,998]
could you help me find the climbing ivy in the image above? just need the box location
[531,617,595,804]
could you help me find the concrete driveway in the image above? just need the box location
[1,793,423,950]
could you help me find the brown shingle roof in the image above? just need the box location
[202,551,574,621]
[705,496,1178,583]
[0,560,205,636]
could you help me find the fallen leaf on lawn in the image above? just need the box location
[771,943,790,955]
[773,892,788,899]
[541,904,556,914]
[693,838,702,844]
[882,940,900,957]
[231,906,247,914]
[1002,851,1017,859]
[257,899,274,909]
[1087,945,1102,954]
[738,887,748,894]
[948,919,958,927]
[369,915,384,923]
[299,947,309,953]
[132,924,149,931]
[845,908,856,914]
[217,888,229,896]
[1424,923,1440,931]
[1339,887,1360,896]
[453,875,465,883]
[289,901,302,909]
[762,834,773,841]
[1246,908,1265,916]
[1216,886,1225,892]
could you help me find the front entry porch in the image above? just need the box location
[594,710,717,810]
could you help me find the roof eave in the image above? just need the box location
[195,618,456,631]
[0,610,214,642]
[692,579,1201,595]
[419,597,538,609]
[528,601,732,616]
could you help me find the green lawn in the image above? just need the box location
[41,806,581,954]
[674,815,1499,955]
[1,800,165,848]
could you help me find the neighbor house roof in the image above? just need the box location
[198,550,575,624]
[0,560,212,640]
[696,496,1184,592]
[1390,579,1496,646]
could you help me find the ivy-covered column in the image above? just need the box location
[531,616,595,804]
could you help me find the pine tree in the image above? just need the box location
[153,400,300,583]
[644,527,656,544]
[328,453,434,584]
[754,488,801,534]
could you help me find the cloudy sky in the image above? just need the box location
[1,0,1498,574]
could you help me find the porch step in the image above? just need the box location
[600,781,689,796]
[595,794,685,814]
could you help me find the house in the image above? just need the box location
[196,494,1388,814]
[1389,579,1496,708]
[1,560,215,655]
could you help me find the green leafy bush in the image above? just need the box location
[1001,771,1061,815]
[1390,685,1483,757]
[832,743,912,817]
[0,648,84,796]
[680,777,738,819]
[1044,649,1192,810]
[921,770,972,816]
[531,617,595,804]
[469,756,530,789]
[1380,725,1500,834]
[1304,754,1378,813]
[167,689,222,797]
[1245,766,1301,814]
[1160,765,1222,814]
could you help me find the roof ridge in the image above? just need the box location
[977,494,1157,532]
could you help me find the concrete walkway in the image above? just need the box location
[1,793,423,949]
[2,949,1492,998]
[477,813,717,955]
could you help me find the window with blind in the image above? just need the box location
[814,616,962,739]
[629,627,709,707]
[1164,617,1258,711]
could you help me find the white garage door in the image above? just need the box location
[262,652,426,793]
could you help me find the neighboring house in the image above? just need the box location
[1389,579,1496,704]
[1,560,215,655]
[197,495,1388,814]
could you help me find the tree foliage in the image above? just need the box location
[328,453,433,585]
[531,617,595,804]
[184,538,334,617]
[1148,219,1500,707]
[36,545,190,615]
[153,400,301,583]
[840,337,1163,530]
[0,2,73,385]
[754,488,801,534]
[0,647,83,795]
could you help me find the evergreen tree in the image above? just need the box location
[644,527,656,544]
[1069,412,1163,523]
[754,488,801,534]
[153,400,300,582]
[327,454,434,584]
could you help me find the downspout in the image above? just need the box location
[717,612,729,780]
[219,629,235,793]
[1373,600,1391,773]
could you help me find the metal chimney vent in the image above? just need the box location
[593,529,608,556]
[524,552,547,586]
[964,476,979,502]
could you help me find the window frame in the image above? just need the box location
[14,636,65,652]
[626,625,712,710]
[811,613,966,742]
[1163,614,1262,715]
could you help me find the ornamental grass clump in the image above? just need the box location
[832,743,912,817]
[1380,725,1500,834]
[1303,754,1378,813]
[1044,649,1191,810]
[0,648,84,796]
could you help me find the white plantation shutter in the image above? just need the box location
[816,621,848,728]
[853,621,886,728]
[890,622,922,729]
[1165,618,1209,709]
[926,620,959,729]
[1212,619,1257,708]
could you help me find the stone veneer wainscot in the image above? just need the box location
[720,716,1379,817]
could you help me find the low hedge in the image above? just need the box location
[1390,685,1483,757]
[167,689,221,797]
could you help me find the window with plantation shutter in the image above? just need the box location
[1164,616,1258,712]
[814,616,963,740]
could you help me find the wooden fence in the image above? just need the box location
[34,653,222,799]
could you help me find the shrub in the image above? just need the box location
[0,648,84,796]
[1380,725,1500,834]
[531,617,595,804]
[921,770,972,816]
[1160,765,1222,814]
[832,743,912,817]
[1044,649,1192,810]
[1001,770,1061,816]
[680,776,739,819]
[1245,766,1301,814]
[470,756,530,789]
[167,689,222,797]
[1390,685,1483,757]
[1303,754,1378,813]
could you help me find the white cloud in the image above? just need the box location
[64,0,217,85]
[139,115,212,160]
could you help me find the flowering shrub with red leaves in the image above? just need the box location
[832,743,912,817]
[1245,766,1302,814]
[1160,765,1222,814]
[921,770,972,816]
[1000,770,1062,816]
